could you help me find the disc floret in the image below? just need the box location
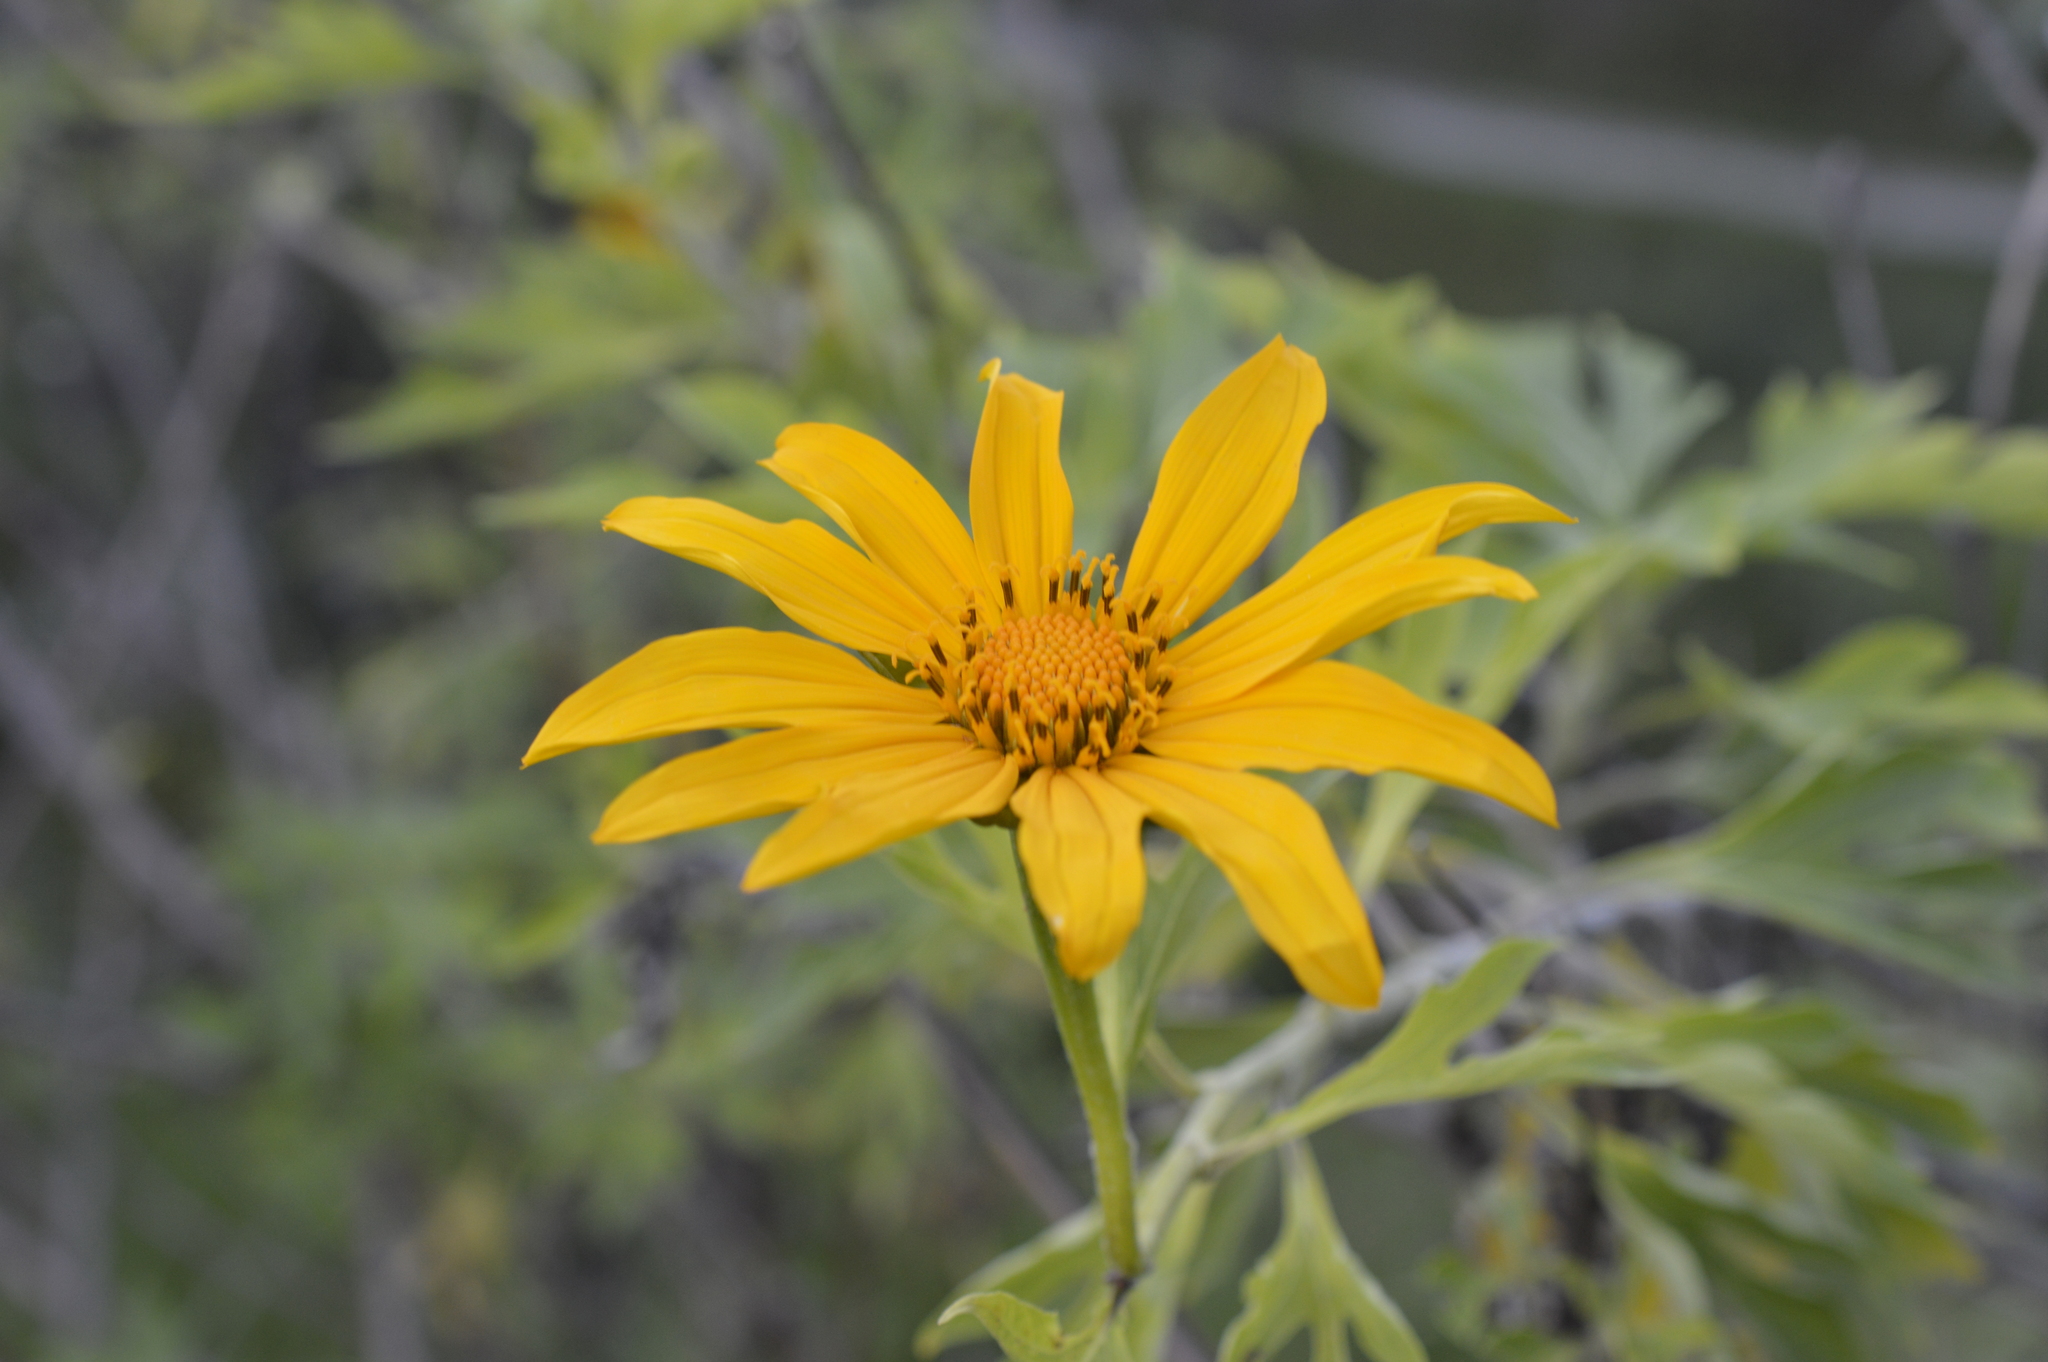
[916,553,1177,772]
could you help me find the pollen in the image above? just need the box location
[914,552,1177,773]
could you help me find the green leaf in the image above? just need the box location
[1235,942,1760,1156]
[1218,1145,1427,1362]
[1599,747,2044,989]
[936,1292,1110,1362]
[1333,311,1724,522]
[1463,537,1647,721]
[1778,377,2048,536]
[330,330,694,458]
[1595,1130,1933,1362]
[1685,619,2048,754]
[1098,845,1230,1088]
[143,1,456,121]
[656,373,804,466]
[1247,941,1562,1146]
[473,462,693,529]
[915,1206,1105,1358]
[888,824,1033,960]
[1113,1181,1213,1362]
[603,0,807,122]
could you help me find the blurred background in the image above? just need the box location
[2,1,2047,1359]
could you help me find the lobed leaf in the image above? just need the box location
[1218,1144,1427,1362]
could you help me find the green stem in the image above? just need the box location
[1012,835,1144,1288]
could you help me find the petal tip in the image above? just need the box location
[979,357,1001,381]
[1316,978,1382,1010]
[1056,936,1113,982]
[599,497,648,534]
[589,814,634,845]
[1300,944,1384,1009]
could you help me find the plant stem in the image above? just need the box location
[1012,836,1144,1288]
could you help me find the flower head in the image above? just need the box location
[525,339,1570,1007]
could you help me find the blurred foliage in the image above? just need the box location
[1,2,2045,1361]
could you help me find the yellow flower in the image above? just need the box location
[525,339,1569,1007]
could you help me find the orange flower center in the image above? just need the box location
[916,553,1177,772]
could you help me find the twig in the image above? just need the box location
[1970,152,2048,426]
[58,236,285,687]
[0,597,248,968]
[757,12,940,323]
[1142,1032,1203,1101]
[1417,839,1492,929]
[0,234,286,888]
[178,498,352,799]
[0,986,234,1085]
[893,982,1083,1222]
[0,0,136,111]
[1924,1146,2048,1230]
[1816,141,1896,381]
[1071,21,2028,266]
[1927,0,2048,664]
[353,1159,430,1362]
[0,1200,44,1315]
[39,872,136,1347]
[1973,156,2048,662]
[278,213,460,327]
[2012,550,2048,674]
[1931,0,2048,144]
[30,195,180,433]
[994,0,1148,315]
[668,54,781,245]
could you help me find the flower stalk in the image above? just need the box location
[1013,836,1145,1290]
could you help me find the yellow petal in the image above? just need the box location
[523,628,941,765]
[1145,661,1557,825]
[603,497,934,653]
[743,746,1019,889]
[595,724,979,844]
[1285,482,1573,583]
[1123,337,1325,629]
[1168,556,1536,709]
[1010,766,1148,979]
[1101,756,1382,1008]
[1168,483,1567,707]
[969,371,1073,612]
[764,423,990,618]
